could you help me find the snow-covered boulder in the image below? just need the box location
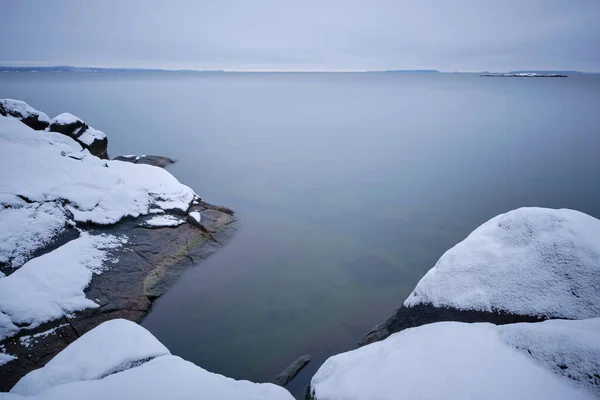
[310,319,600,400]
[47,113,108,158]
[6,319,294,400]
[362,207,600,344]
[405,207,600,318]
[0,99,50,131]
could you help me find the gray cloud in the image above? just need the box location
[2,0,599,71]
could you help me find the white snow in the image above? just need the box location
[144,214,186,227]
[309,320,596,400]
[189,211,201,224]
[500,318,600,397]
[404,207,600,319]
[11,319,170,396]
[0,203,68,268]
[0,233,125,341]
[8,319,294,400]
[78,126,106,145]
[0,99,50,122]
[48,112,81,126]
[0,352,16,367]
[0,115,196,264]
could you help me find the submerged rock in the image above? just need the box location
[274,355,311,386]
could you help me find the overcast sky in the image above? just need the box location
[2,0,599,71]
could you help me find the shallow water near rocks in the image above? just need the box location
[2,72,600,397]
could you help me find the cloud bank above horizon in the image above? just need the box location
[2,0,599,72]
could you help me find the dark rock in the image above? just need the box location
[188,205,236,233]
[360,303,545,346]
[113,155,175,168]
[0,206,237,391]
[0,99,50,130]
[47,115,108,159]
[274,355,311,386]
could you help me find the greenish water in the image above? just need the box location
[2,72,600,397]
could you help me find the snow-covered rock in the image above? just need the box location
[499,318,600,396]
[7,319,294,400]
[47,112,108,158]
[309,319,599,400]
[10,319,169,396]
[0,233,125,341]
[0,202,68,268]
[0,115,196,268]
[0,99,50,131]
[405,207,600,319]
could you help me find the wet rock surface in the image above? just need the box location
[274,355,311,387]
[0,203,237,391]
[360,303,545,346]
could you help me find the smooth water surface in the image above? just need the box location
[2,72,600,397]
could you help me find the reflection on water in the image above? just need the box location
[2,72,600,397]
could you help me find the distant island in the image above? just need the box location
[481,72,568,78]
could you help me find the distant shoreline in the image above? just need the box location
[0,66,594,74]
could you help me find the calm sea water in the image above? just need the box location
[2,72,600,397]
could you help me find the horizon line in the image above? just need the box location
[0,65,597,74]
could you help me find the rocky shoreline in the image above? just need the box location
[0,100,237,391]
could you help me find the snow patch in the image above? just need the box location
[0,233,125,341]
[188,211,201,224]
[144,214,186,227]
[404,207,600,319]
[19,325,68,349]
[0,202,68,268]
[49,112,81,126]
